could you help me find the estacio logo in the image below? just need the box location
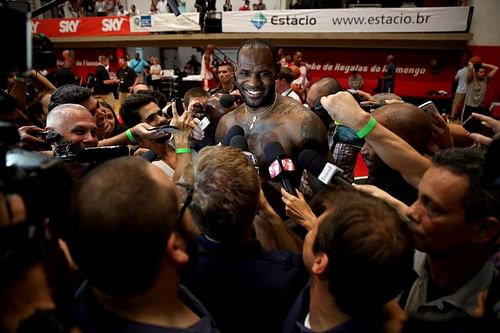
[251,12,267,30]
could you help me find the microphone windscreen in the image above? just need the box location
[308,154,328,178]
[264,141,286,163]
[76,146,130,163]
[229,135,249,152]
[219,94,235,108]
[221,125,244,146]
[297,149,318,171]
[298,149,349,186]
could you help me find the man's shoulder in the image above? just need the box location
[276,96,316,120]
[216,105,246,134]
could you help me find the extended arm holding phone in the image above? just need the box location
[169,101,194,183]
[321,92,431,188]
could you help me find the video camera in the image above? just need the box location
[0,3,56,74]
[0,121,73,226]
[0,121,72,297]
[47,131,131,164]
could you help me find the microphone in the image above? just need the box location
[220,125,244,146]
[220,94,235,109]
[229,135,257,167]
[264,141,296,195]
[298,149,351,187]
[75,146,130,164]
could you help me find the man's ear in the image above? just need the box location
[166,231,189,266]
[471,217,499,244]
[311,252,329,275]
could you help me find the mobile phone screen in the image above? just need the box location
[462,115,484,133]
[173,97,184,116]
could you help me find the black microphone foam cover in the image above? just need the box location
[264,141,286,163]
[298,149,350,186]
[229,135,249,152]
[297,149,317,172]
[219,94,235,108]
[309,155,330,179]
[221,125,244,146]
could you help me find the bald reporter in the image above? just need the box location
[47,84,166,148]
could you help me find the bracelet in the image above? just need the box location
[356,117,377,139]
[175,148,192,154]
[125,129,136,145]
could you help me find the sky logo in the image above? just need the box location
[251,13,267,30]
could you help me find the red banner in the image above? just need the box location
[283,47,462,99]
[32,16,149,37]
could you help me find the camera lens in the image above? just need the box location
[192,103,205,114]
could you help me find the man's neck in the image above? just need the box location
[308,278,351,332]
[221,81,234,93]
[245,94,278,115]
[426,249,489,291]
[92,265,200,328]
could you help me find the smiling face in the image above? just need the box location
[47,105,98,151]
[97,106,116,139]
[236,46,276,109]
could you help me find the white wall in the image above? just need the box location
[468,0,500,46]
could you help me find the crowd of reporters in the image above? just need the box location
[1,38,500,333]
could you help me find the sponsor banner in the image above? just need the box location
[283,47,462,98]
[130,13,200,32]
[32,16,148,37]
[222,7,470,33]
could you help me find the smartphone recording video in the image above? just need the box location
[418,101,441,117]
[173,97,185,116]
[462,115,484,134]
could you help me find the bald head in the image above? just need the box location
[46,103,98,149]
[307,77,342,108]
[372,103,433,153]
[47,103,91,130]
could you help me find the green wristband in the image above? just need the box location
[356,117,377,139]
[176,148,192,154]
[125,129,136,145]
